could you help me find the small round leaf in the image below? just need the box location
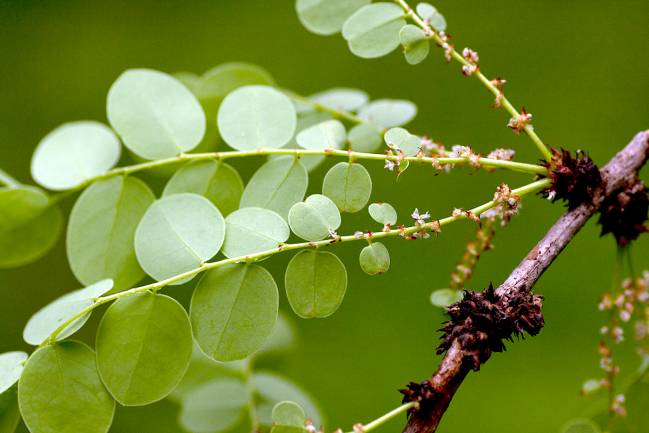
[222,207,290,258]
[296,0,370,36]
[218,85,296,151]
[96,293,192,406]
[18,341,115,433]
[107,69,206,160]
[384,127,421,156]
[415,3,446,31]
[430,289,464,308]
[67,176,155,291]
[23,279,114,346]
[296,120,346,150]
[310,88,369,111]
[179,378,249,433]
[0,352,28,394]
[348,123,383,152]
[31,121,121,190]
[191,264,279,361]
[561,419,602,433]
[240,157,308,219]
[0,186,62,268]
[288,194,341,241]
[272,401,306,433]
[358,99,417,128]
[254,372,323,427]
[285,250,347,319]
[341,3,406,59]
[164,160,244,216]
[135,193,225,283]
[400,24,430,65]
[359,242,390,275]
[368,202,397,225]
[322,162,372,213]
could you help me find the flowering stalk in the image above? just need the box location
[394,0,554,162]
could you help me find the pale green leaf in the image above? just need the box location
[67,176,154,291]
[258,313,297,357]
[164,160,244,216]
[310,88,369,111]
[384,127,421,156]
[134,193,225,283]
[191,264,279,361]
[218,85,296,151]
[296,120,346,150]
[0,385,20,433]
[31,121,121,190]
[240,157,308,219]
[399,24,430,65]
[359,242,390,275]
[288,194,341,241]
[179,378,248,433]
[341,3,406,59]
[348,123,383,152]
[174,71,201,93]
[285,250,347,318]
[561,419,602,433]
[358,99,417,128]
[271,401,306,433]
[0,352,27,394]
[222,207,290,258]
[430,288,463,308]
[322,162,372,213]
[107,69,206,160]
[415,3,446,31]
[18,341,115,433]
[0,186,62,268]
[96,293,192,406]
[296,0,370,35]
[23,279,113,346]
[278,111,333,172]
[254,372,323,427]
[368,202,397,225]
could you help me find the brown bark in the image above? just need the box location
[403,131,649,433]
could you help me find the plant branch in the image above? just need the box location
[42,178,550,347]
[402,130,649,433]
[0,169,20,188]
[394,0,554,162]
[345,402,417,433]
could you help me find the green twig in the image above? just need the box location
[0,169,20,188]
[346,402,417,433]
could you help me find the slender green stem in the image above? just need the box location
[0,169,20,188]
[394,0,554,162]
[346,402,417,433]
[51,148,547,199]
[42,178,550,347]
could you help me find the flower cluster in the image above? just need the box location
[449,145,480,168]
[449,219,496,290]
[482,183,521,225]
[409,208,432,239]
[490,77,507,108]
[507,108,533,134]
[461,47,479,76]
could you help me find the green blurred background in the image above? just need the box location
[1,0,648,432]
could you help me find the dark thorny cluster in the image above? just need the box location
[437,285,544,370]
[598,176,649,247]
[542,148,602,209]
[399,380,437,415]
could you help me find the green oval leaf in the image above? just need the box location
[218,85,296,151]
[191,264,279,361]
[296,0,370,36]
[342,3,406,59]
[179,378,248,433]
[358,99,417,128]
[348,123,384,152]
[96,293,192,406]
[322,162,372,213]
[0,384,20,433]
[23,279,113,346]
[31,121,121,190]
[384,127,421,156]
[561,419,602,433]
[288,194,341,241]
[359,242,390,275]
[310,88,369,111]
[415,3,446,32]
[0,186,62,268]
[278,111,333,172]
[18,341,115,433]
[135,193,225,283]
[430,288,464,308]
[285,250,347,319]
[0,352,27,394]
[296,120,346,150]
[400,24,430,65]
[240,157,308,219]
[107,69,206,160]
[254,372,323,427]
[271,401,306,433]
[67,176,155,291]
[368,202,397,225]
[164,160,244,216]
[222,207,290,258]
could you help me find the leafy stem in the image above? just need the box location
[346,402,417,433]
[42,178,550,348]
[0,168,20,188]
[394,0,554,162]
